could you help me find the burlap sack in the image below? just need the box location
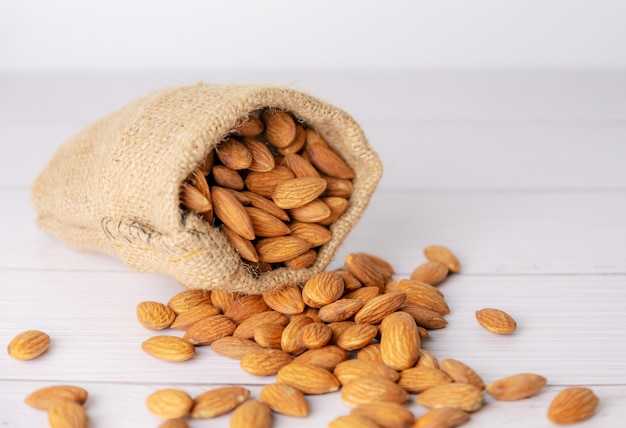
[31,83,382,293]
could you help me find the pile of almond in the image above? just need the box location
[179,109,354,272]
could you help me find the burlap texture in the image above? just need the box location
[30,83,382,293]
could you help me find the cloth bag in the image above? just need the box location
[31,83,382,293]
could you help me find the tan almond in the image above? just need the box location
[289,222,332,247]
[359,253,395,275]
[319,299,364,323]
[289,199,332,223]
[136,301,176,330]
[141,336,195,362]
[190,386,250,419]
[423,245,461,273]
[281,316,314,355]
[399,304,448,330]
[245,207,290,237]
[245,166,295,198]
[343,286,380,303]
[297,322,333,349]
[241,191,290,221]
[254,323,285,349]
[240,348,293,376]
[337,270,362,291]
[146,389,193,419]
[24,385,88,410]
[271,177,327,209]
[354,291,406,324]
[170,304,220,331]
[318,196,349,226]
[357,343,383,364]
[256,236,311,263]
[223,294,269,324]
[292,345,347,370]
[329,415,381,428]
[233,115,264,137]
[48,401,88,428]
[410,261,449,285]
[262,109,296,148]
[7,330,50,360]
[160,418,189,428]
[397,367,453,393]
[181,182,212,214]
[188,168,211,200]
[306,143,355,179]
[210,288,236,313]
[278,124,307,155]
[324,176,354,198]
[262,286,305,314]
[416,349,440,370]
[285,249,317,269]
[397,279,450,316]
[302,271,345,308]
[416,383,483,412]
[351,402,415,428]
[212,165,245,190]
[345,253,385,292]
[233,310,289,339]
[230,399,272,428]
[183,314,236,345]
[334,359,399,385]
[222,225,259,263]
[440,359,485,390]
[341,377,408,406]
[414,407,469,428]
[475,308,517,334]
[242,137,275,172]
[327,321,356,344]
[548,387,599,425]
[486,373,547,400]
[259,383,309,417]
[336,323,379,351]
[276,362,341,394]
[216,138,253,170]
[210,336,262,360]
[380,311,420,370]
[212,186,255,240]
[284,153,321,178]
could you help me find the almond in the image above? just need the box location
[222,224,260,262]
[397,279,450,316]
[292,306,321,322]
[337,270,363,291]
[297,322,333,349]
[327,321,356,345]
[357,343,383,364]
[210,288,236,313]
[410,261,449,285]
[397,367,453,393]
[285,249,317,269]
[241,191,290,221]
[48,400,88,428]
[423,245,461,273]
[211,165,245,190]
[329,415,381,428]
[345,253,385,292]
[416,383,484,412]
[180,182,212,214]
[359,253,395,276]
[318,196,349,226]
[414,407,469,428]
[159,419,188,428]
[146,389,193,419]
[548,387,599,424]
[224,294,269,324]
[292,345,347,370]
[281,316,314,355]
[302,271,345,308]
[351,402,416,428]
[289,222,332,247]
[24,385,88,410]
[233,310,289,339]
[254,323,285,349]
[170,304,220,330]
[334,359,399,385]
[142,336,195,362]
[262,109,296,148]
[323,176,354,198]
[354,291,406,324]
[197,150,215,176]
[277,124,307,155]
[183,314,236,345]
[485,373,547,400]
[212,186,255,240]
[289,199,332,223]
[216,138,252,170]
[245,166,295,198]
[271,177,327,209]
[259,383,309,417]
[475,308,517,335]
[190,386,250,419]
[136,301,177,330]
[343,286,380,303]
[276,362,341,394]
[245,207,290,237]
[380,311,420,370]
[284,153,321,178]
[7,330,50,360]
[341,377,408,406]
[242,137,275,172]
[306,143,355,179]
[210,336,262,360]
[336,323,379,351]
[416,349,440,370]
[305,129,330,147]
[233,115,264,137]
[230,399,272,428]
[440,359,485,390]
[256,236,311,263]
[399,304,448,330]
[262,286,305,314]
[319,299,365,323]
[240,348,293,376]
[168,289,212,314]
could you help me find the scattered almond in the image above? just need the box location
[141,336,195,362]
[414,407,469,428]
[146,389,193,419]
[341,377,408,406]
[423,245,461,273]
[7,330,50,360]
[485,373,547,400]
[547,387,599,425]
[229,399,272,428]
[24,385,88,410]
[48,400,88,428]
[475,308,517,334]
[350,401,416,428]
[380,311,420,370]
[276,362,341,394]
[136,301,177,330]
[190,386,250,419]
[416,383,483,412]
[240,348,293,376]
[259,383,309,417]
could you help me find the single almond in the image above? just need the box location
[416,349,440,370]
[241,191,290,221]
[256,236,311,263]
[188,168,211,199]
[211,165,245,190]
[380,311,420,370]
[305,129,330,147]
[323,176,354,198]
[475,308,517,334]
[486,373,547,400]
[424,245,461,272]
[292,345,347,370]
[289,199,332,223]
[210,288,236,313]
[245,166,295,198]
[146,389,193,419]
[548,387,599,425]
[216,138,252,170]
[242,137,275,172]
[285,249,317,269]
[230,399,272,428]
[278,123,307,155]
[246,207,290,237]
[281,316,314,355]
[224,294,269,324]
[354,291,407,324]
[337,270,362,291]
[210,336,262,360]
[416,383,484,412]
[7,330,50,360]
[170,304,220,331]
[180,182,212,214]
[440,359,485,390]
[345,253,385,292]
[233,115,264,137]
[397,367,453,393]
[343,286,380,303]
[212,186,255,240]
[327,321,356,345]
[262,109,296,148]
[297,322,333,349]
[48,401,88,428]
[183,314,236,345]
[259,383,309,417]
[276,362,341,394]
[329,415,380,428]
[136,301,177,330]
[24,385,88,410]
[359,253,395,275]
[289,222,332,247]
[351,402,416,428]
[190,386,250,419]
[306,143,355,179]
[141,336,195,362]
[302,271,345,308]
[241,348,293,376]
[254,323,286,349]
[341,377,408,406]
[397,279,450,316]
[262,286,305,314]
[271,177,327,209]
[222,225,259,263]
[318,196,349,226]
[414,407,470,428]
[334,359,399,385]
[410,261,449,285]
[319,299,364,323]
[233,310,289,339]
[168,289,212,314]
[356,343,383,364]
[227,189,251,205]
[284,153,321,178]
[399,304,448,330]
[336,323,379,351]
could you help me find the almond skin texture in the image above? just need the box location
[191,386,250,419]
[475,308,517,334]
[319,299,365,323]
[229,399,272,428]
[297,322,333,349]
[398,367,453,393]
[246,207,290,237]
[146,389,193,419]
[180,182,212,213]
[289,222,332,247]
[341,377,409,406]
[24,385,88,410]
[414,407,469,428]
[245,167,295,198]
[276,362,341,394]
[410,261,449,285]
[259,383,309,417]
[336,323,379,351]
[141,336,195,362]
[334,359,400,385]
[262,110,296,148]
[168,289,212,315]
[272,177,327,209]
[380,311,420,370]
[440,359,485,390]
[262,286,305,314]
[216,138,252,170]
[281,316,314,355]
[292,345,348,370]
[351,401,416,428]
[222,225,259,263]
[233,310,289,339]
[306,142,355,179]
[183,314,236,345]
[210,336,262,360]
[254,323,286,349]
[345,253,386,292]
[329,415,380,428]
[242,137,275,172]
[399,304,448,330]
[224,294,269,325]
[354,291,407,324]
[256,236,311,263]
[416,383,484,412]
[423,245,461,272]
[486,373,547,400]
[48,400,88,428]
[212,186,256,240]
[548,387,599,425]
[136,301,177,330]
[357,343,384,364]
[302,271,345,308]
[240,349,293,376]
[7,330,50,360]
[289,199,331,223]
[233,115,264,137]
[170,304,220,330]
[242,191,290,221]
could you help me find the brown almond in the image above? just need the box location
[357,343,383,364]
[284,153,321,178]
[341,377,408,406]
[359,253,395,276]
[351,402,416,428]
[277,123,307,155]
[344,286,380,303]
[233,310,289,339]
[354,291,407,324]
[414,407,469,428]
[337,270,362,291]
[259,383,309,417]
[399,304,448,330]
[334,359,399,385]
[424,245,461,273]
[305,129,330,147]
[141,336,195,362]
[281,316,314,355]
[416,383,484,412]
[397,367,453,393]
[233,115,264,137]
[242,137,275,172]
[297,322,333,349]
[345,253,385,292]
[486,373,547,400]
[197,149,215,176]
[222,225,259,263]
[397,279,450,316]
[224,294,269,324]
[212,186,255,240]
[170,304,220,331]
[327,321,356,344]
[336,323,379,351]
[210,288,236,313]
[416,349,440,370]
[181,182,212,214]
[323,176,354,198]
[216,138,252,170]
[245,166,295,198]
[319,299,364,323]
[241,191,290,221]
[227,189,251,205]
[440,359,485,390]
[7,330,50,360]
[254,323,285,349]
[240,348,293,376]
[410,261,449,285]
[211,165,245,190]
[230,399,272,428]
[272,177,327,209]
[210,336,262,360]
[24,385,88,410]
[262,286,305,314]
[146,389,193,419]
[246,207,290,237]
[318,196,349,226]
[289,199,332,223]
[256,236,311,263]
[302,271,345,308]
[380,311,420,370]
[289,222,332,247]
[293,345,347,370]
[188,168,211,200]
[329,415,381,428]
[48,401,88,428]
[276,362,341,394]
[183,315,236,345]
[262,109,296,148]
[548,387,599,425]
[136,301,177,330]
[190,386,250,419]
[285,249,317,269]
[475,308,517,334]
[306,143,355,179]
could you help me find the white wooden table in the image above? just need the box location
[1,71,625,427]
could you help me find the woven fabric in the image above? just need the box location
[30,83,383,293]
